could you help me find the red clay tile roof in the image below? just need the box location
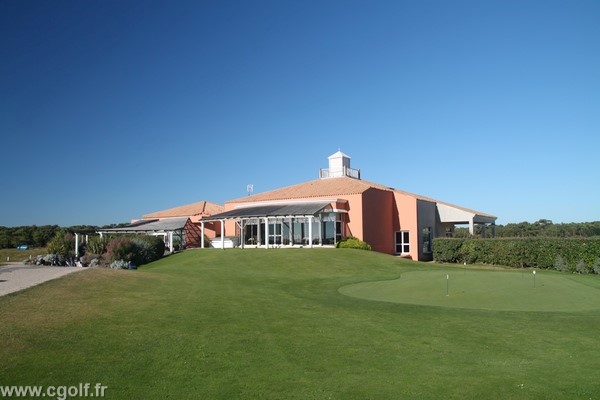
[228,176,496,219]
[142,201,223,219]
[228,177,388,204]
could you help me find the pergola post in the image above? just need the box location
[308,216,313,248]
[240,219,245,249]
[257,219,262,246]
[201,221,205,248]
[75,233,79,257]
[318,216,322,246]
[469,219,475,236]
[264,217,269,249]
[220,220,225,249]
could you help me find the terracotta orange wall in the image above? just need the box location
[222,202,239,238]
[361,188,395,254]
[393,191,419,260]
[200,221,221,239]
[337,193,363,240]
[223,219,236,237]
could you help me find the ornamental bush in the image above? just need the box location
[86,236,109,255]
[575,259,589,274]
[554,255,568,272]
[336,237,372,251]
[110,259,130,269]
[593,259,600,274]
[106,237,136,263]
[105,235,165,267]
[46,231,75,256]
[130,235,165,266]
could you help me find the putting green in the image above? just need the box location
[339,269,600,312]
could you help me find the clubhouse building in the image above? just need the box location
[109,151,496,261]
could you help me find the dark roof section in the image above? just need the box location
[127,218,159,227]
[98,217,189,233]
[202,202,332,221]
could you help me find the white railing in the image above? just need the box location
[319,167,360,179]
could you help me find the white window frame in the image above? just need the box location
[395,231,410,255]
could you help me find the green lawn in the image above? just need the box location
[0,247,47,264]
[340,268,600,312]
[1,249,599,399]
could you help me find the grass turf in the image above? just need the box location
[340,267,600,312]
[1,249,599,399]
[0,247,47,264]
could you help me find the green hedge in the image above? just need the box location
[433,237,600,273]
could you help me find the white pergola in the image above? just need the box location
[199,201,342,249]
[96,217,190,252]
[436,203,497,237]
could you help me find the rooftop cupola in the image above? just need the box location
[319,150,361,179]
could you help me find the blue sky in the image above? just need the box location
[1,0,598,227]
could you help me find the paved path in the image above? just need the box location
[0,262,86,297]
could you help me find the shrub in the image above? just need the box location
[554,255,568,272]
[593,259,600,275]
[110,259,130,269]
[130,235,165,265]
[106,237,136,263]
[575,259,588,274]
[46,231,75,256]
[86,236,109,255]
[105,235,165,267]
[80,253,103,267]
[336,237,372,251]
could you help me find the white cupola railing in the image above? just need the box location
[319,150,360,179]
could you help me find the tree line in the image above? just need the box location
[2,219,599,250]
[455,219,600,238]
[0,224,128,249]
